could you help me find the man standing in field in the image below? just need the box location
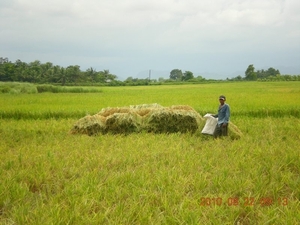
[213,95,230,138]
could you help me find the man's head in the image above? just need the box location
[219,95,226,101]
[219,95,226,104]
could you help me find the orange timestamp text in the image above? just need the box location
[200,197,288,206]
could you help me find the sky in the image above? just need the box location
[1,0,300,80]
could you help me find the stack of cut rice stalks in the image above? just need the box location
[70,104,242,139]
[70,104,204,135]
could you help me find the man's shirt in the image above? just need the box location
[217,103,230,125]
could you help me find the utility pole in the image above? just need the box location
[149,69,151,81]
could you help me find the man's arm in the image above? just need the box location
[212,114,218,118]
[224,105,230,124]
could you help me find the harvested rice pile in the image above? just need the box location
[70,104,205,135]
[70,104,242,138]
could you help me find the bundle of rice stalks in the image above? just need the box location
[105,113,142,134]
[145,108,201,133]
[130,103,163,109]
[97,107,131,117]
[228,122,243,140]
[131,104,163,117]
[170,105,196,111]
[70,115,106,136]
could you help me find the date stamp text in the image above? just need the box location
[200,197,288,207]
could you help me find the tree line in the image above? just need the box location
[1,58,299,86]
[0,57,118,85]
[230,64,300,81]
[168,67,300,82]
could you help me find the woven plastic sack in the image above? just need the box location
[201,113,218,135]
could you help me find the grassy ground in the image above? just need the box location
[0,82,299,224]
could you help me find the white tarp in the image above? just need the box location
[201,113,218,135]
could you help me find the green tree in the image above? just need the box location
[14,59,28,82]
[236,75,242,80]
[125,76,133,82]
[266,67,280,77]
[182,71,194,81]
[50,65,62,83]
[170,69,183,80]
[99,70,117,83]
[66,65,81,84]
[58,67,67,85]
[256,69,265,79]
[27,60,42,82]
[245,64,257,80]
[86,67,98,82]
[40,62,54,83]
[256,67,281,79]
[0,61,14,81]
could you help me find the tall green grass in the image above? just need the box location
[1,82,299,119]
[36,84,103,93]
[0,82,37,94]
[0,82,103,94]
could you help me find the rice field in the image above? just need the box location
[0,81,299,224]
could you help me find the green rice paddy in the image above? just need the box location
[0,81,299,224]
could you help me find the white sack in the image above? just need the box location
[201,113,218,135]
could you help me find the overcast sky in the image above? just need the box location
[1,0,300,80]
